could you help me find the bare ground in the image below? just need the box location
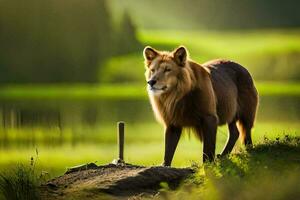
[40,163,194,200]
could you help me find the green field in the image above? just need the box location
[0,121,299,178]
[1,123,300,199]
[0,82,299,100]
[102,29,300,83]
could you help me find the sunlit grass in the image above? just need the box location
[256,82,300,96]
[164,135,300,200]
[138,29,300,57]
[99,53,145,83]
[103,29,300,82]
[0,122,299,178]
[0,82,299,100]
[2,134,300,199]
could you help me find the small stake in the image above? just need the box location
[112,121,125,165]
[118,121,124,161]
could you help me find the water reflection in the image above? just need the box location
[0,99,153,128]
[0,96,299,148]
[0,96,299,128]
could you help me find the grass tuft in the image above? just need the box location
[0,151,44,200]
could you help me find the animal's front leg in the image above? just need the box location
[202,115,217,163]
[162,125,182,166]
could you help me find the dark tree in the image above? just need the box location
[0,0,140,83]
[114,12,141,55]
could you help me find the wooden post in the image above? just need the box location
[118,121,125,161]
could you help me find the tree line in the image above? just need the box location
[0,0,141,83]
[124,0,300,30]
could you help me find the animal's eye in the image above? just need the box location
[164,68,171,73]
[150,69,155,73]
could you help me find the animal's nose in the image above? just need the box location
[147,79,157,87]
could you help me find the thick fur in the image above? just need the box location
[203,59,258,144]
[143,46,258,166]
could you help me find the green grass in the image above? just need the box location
[0,121,299,178]
[0,82,299,100]
[99,53,145,83]
[1,135,300,199]
[138,29,300,56]
[256,82,300,96]
[101,29,300,83]
[164,135,300,199]
[0,164,41,200]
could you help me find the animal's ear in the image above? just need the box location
[173,46,188,66]
[143,46,159,62]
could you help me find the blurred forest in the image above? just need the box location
[114,0,300,30]
[0,0,140,83]
[0,0,299,83]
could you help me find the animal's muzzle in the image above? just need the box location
[147,79,157,87]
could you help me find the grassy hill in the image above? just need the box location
[101,29,300,83]
[165,135,300,199]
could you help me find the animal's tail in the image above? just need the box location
[237,120,253,145]
[237,88,258,146]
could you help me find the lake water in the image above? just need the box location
[0,95,299,172]
[0,96,299,129]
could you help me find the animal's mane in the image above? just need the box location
[149,60,216,127]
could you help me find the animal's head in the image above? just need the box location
[143,46,192,96]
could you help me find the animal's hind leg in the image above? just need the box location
[242,124,253,146]
[201,115,218,163]
[220,121,239,156]
[237,120,253,147]
[244,130,252,146]
[237,86,258,147]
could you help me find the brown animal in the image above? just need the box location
[143,46,258,166]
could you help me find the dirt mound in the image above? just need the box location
[40,163,194,199]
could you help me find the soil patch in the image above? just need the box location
[40,163,194,199]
